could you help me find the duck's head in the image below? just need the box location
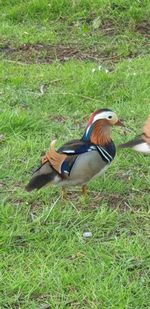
[83,108,123,145]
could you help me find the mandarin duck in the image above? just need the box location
[119,116,150,154]
[25,109,123,195]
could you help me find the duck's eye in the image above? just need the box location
[108,115,112,119]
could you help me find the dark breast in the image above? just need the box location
[105,140,116,158]
[96,140,116,163]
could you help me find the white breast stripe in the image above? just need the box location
[96,146,111,163]
[101,147,113,160]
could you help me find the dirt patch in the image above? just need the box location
[100,20,116,36]
[59,190,133,212]
[0,43,101,63]
[90,192,131,212]
[0,43,135,65]
[106,194,130,212]
[136,20,150,37]
[0,18,149,64]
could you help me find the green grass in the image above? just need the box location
[0,0,150,62]
[0,1,150,308]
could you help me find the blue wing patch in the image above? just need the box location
[60,145,97,175]
[62,144,96,155]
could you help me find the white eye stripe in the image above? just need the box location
[86,111,117,136]
[93,111,117,123]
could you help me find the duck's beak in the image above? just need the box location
[115,119,125,127]
[115,119,134,135]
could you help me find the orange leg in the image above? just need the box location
[82,184,88,196]
[61,186,66,199]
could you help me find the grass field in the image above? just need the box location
[0,1,150,308]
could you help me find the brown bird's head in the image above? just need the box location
[83,108,123,145]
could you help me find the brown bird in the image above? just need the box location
[25,108,123,195]
[119,116,150,154]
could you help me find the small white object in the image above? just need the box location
[83,231,92,238]
[92,68,96,73]
[98,65,102,70]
